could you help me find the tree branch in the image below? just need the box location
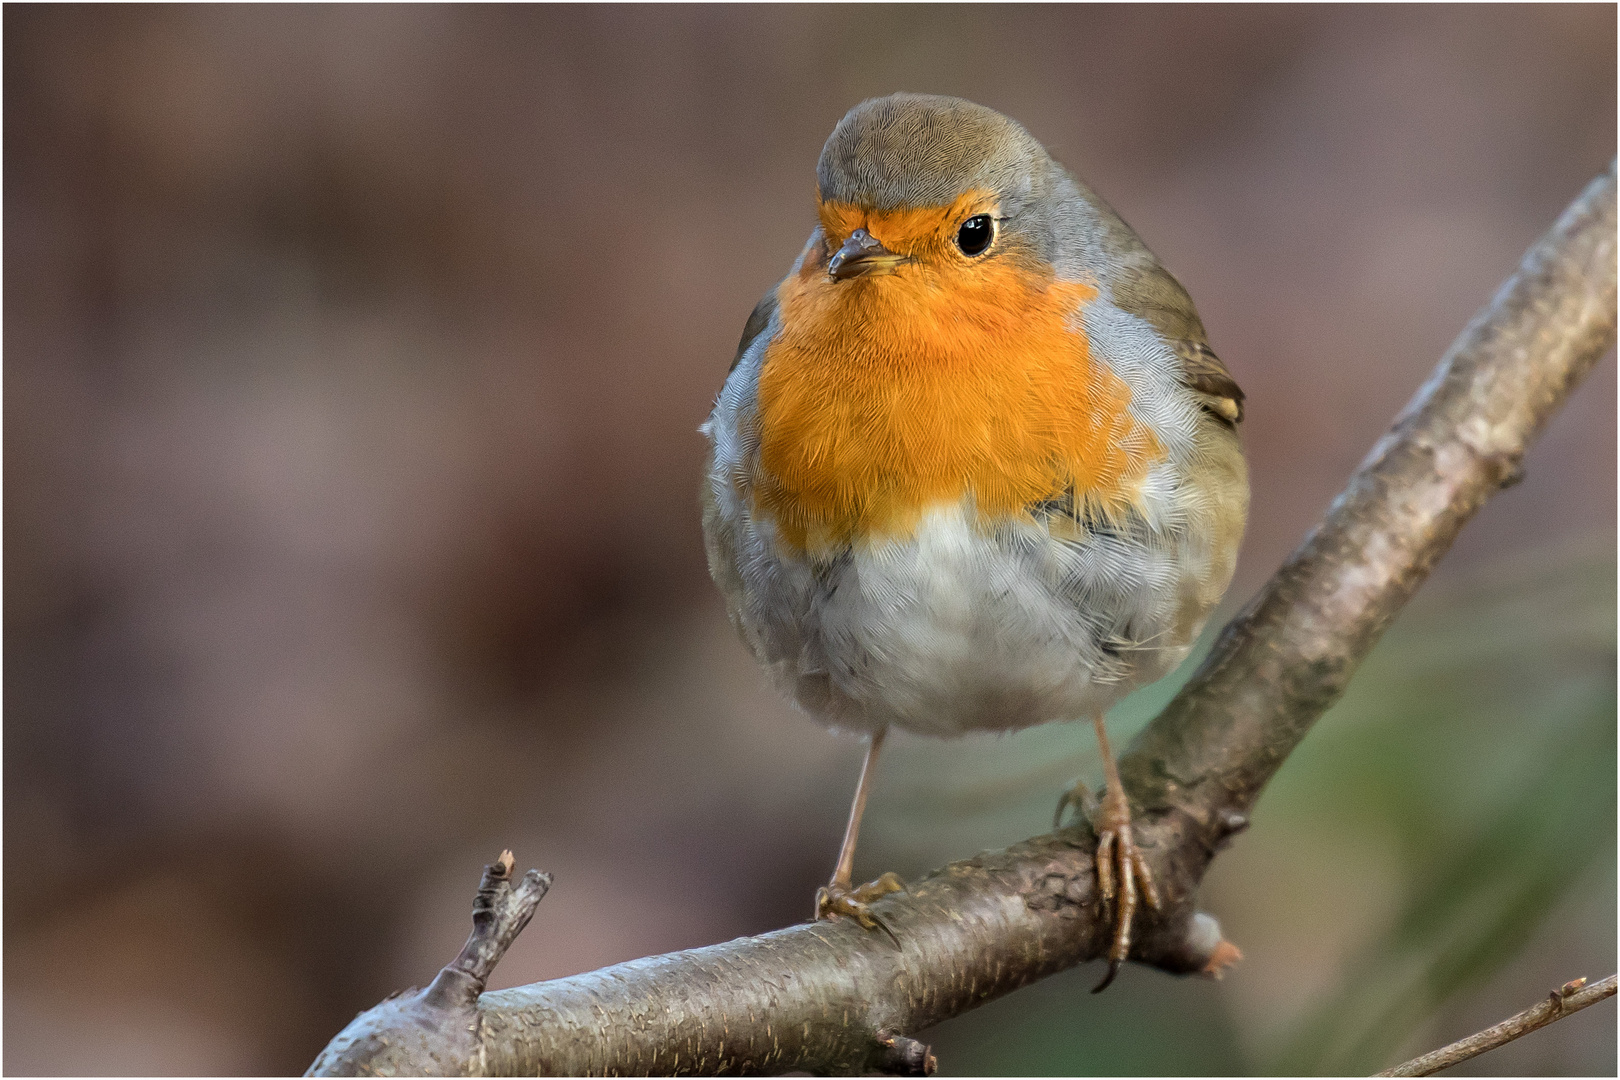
[1376,974,1617,1076]
[308,162,1616,1077]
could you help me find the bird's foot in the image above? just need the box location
[1091,792,1160,993]
[815,871,906,946]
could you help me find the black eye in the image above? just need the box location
[956,214,994,256]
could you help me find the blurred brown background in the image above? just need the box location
[5,5,1615,1075]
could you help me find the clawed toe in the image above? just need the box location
[816,872,906,946]
[1092,809,1160,992]
[1054,780,1101,830]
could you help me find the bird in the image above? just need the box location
[700,93,1248,991]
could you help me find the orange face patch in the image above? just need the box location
[753,193,1161,555]
[817,191,994,266]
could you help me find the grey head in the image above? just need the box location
[816,93,1054,213]
[814,94,1098,272]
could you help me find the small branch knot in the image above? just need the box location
[1493,455,1527,489]
[1213,809,1250,849]
[876,1033,937,1076]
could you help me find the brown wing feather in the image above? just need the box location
[729,288,779,375]
[1170,338,1244,424]
[1063,171,1245,426]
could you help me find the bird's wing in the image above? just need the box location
[1167,337,1244,425]
[729,288,780,375]
[1067,175,1245,426]
[1107,258,1244,426]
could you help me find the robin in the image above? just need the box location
[701,93,1247,991]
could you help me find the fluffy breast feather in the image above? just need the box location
[753,210,1166,556]
[702,280,1247,737]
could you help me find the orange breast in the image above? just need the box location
[754,200,1162,555]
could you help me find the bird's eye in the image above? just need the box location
[956,214,994,257]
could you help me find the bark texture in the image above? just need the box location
[308,163,1617,1077]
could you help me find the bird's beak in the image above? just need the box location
[828,228,909,280]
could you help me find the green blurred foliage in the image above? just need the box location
[861,539,1615,1075]
[1265,541,1615,1075]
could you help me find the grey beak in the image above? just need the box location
[828,228,909,280]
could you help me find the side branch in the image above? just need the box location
[1377,975,1617,1076]
[308,853,552,1077]
[310,164,1617,1076]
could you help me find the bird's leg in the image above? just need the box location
[814,728,905,944]
[1086,712,1160,992]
